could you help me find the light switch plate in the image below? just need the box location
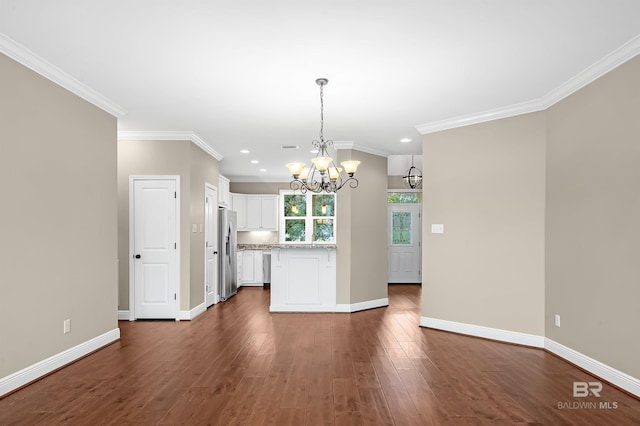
[431,224,444,234]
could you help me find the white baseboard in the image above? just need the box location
[180,302,206,320]
[545,338,640,398]
[270,304,337,312]
[335,298,389,313]
[119,305,207,321]
[419,316,639,397]
[0,328,120,398]
[241,283,264,287]
[419,316,545,348]
[271,298,389,313]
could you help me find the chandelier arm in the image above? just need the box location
[334,177,359,192]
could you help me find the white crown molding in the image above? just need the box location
[0,32,127,118]
[333,141,391,157]
[0,328,120,397]
[416,34,640,135]
[117,130,223,161]
[541,33,640,109]
[415,99,546,135]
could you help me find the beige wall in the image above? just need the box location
[229,181,290,194]
[337,150,389,304]
[117,139,219,311]
[422,113,546,336]
[188,143,220,308]
[546,55,640,378]
[387,175,408,189]
[0,53,118,377]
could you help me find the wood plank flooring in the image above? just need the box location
[1,285,638,425]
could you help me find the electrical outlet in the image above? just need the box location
[63,319,71,334]
[554,314,561,327]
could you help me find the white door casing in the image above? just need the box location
[130,177,180,320]
[205,184,219,308]
[388,204,422,283]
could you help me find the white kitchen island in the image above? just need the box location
[269,244,337,312]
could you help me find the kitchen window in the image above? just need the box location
[280,191,336,243]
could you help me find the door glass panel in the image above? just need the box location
[392,211,412,245]
[284,219,306,241]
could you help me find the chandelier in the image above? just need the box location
[403,155,423,189]
[286,78,360,193]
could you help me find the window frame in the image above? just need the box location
[279,190,337,244]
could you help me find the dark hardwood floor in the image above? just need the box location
[1,285,638,425]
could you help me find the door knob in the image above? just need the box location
[214,251,218,255]
[134,254,141,259]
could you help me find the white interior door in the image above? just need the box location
[388,204,422,283]
[205,185,219,307]
[133,178,178,319]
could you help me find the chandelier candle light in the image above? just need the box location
[286,78,360,193]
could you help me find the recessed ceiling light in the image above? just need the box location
[259,168,267,172]
[251,160,259,164]
[240,149,249,154]
[310,149,319,154]
[400,138,412,143]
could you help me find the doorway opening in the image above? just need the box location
[387,191,422,284]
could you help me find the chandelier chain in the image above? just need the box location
[319,81,324,142]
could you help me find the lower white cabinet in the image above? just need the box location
[240,250,263,286]
[270,247,336,312]
[237,251,243,287]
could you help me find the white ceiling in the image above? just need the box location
[1,1,640,181]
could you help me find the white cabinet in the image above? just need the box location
[245,195,278,231]
[237,251,243,287]
[218,175,230,207]
[240,250,263,286]
[231,193,247,230]
[270,248,336,312]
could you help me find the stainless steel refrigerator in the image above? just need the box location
[219,208,238,301]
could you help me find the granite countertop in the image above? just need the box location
[238,243,337,250]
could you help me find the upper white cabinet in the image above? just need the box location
[230,193,278,231]
[231,193,247,230]
[245,195,278,231]
[218,175,230,207]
